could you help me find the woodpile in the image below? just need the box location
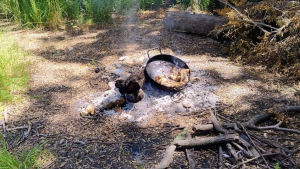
[156,106,300,169]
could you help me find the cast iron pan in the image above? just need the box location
[144,48,190,91]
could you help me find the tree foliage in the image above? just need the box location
[216,0,300,79]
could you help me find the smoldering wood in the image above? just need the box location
[163,12,227,37]
[126,89,145,103]
[115,70,145,95]
[174,134,239,148]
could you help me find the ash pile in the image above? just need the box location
[79,56,219,123]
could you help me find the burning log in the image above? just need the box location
[163,12,227,37]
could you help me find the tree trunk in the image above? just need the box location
[163,12,227,37]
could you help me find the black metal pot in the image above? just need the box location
[144,48,190,91]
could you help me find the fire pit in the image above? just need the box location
[75,53,219,124]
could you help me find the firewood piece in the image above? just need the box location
[210,109,229,134]
[226,143,239,164]
[192,124,215,132]
[276,106,300,112]
[163,12,227,37]
[115,70,145,95]
[156,145,177,169]
[174,134,239,148]
[193,113,275,132]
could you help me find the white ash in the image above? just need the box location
[104,57,219,122]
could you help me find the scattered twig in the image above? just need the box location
[226,143,239,164]
[231,153,278,169]
[218,145,223,169]
[6,126,28,131]
[238,123,271,169]
[24,121,32,137]
[210,109,229,134]
[185,132,195,169]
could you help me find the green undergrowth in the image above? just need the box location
[0,30,30,107]
[0,0,215,29]
[0,134,53,169]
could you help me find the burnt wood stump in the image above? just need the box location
[115,70,145,103]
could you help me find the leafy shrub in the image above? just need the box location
[216,0,300,79]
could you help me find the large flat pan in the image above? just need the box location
[144,49,190,91]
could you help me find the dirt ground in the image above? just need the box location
[2,9,300,169]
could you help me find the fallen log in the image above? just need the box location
[174,134,239,148]
[163,12,227,37]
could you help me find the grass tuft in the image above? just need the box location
[0,134,43,169]
[0,31,30,105]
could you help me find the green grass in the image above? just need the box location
[0,31,30,105]
[0,134,42,169]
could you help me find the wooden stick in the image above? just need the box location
[218,146,223,169]
[226,143,239,164]
[210,109,229,134]
[185,132,195,169]
[174,134,239,148]
[155,145,177,169]
[231,153,278,169]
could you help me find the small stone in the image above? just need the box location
[101,75,109,80]
[119,56,128,61]
[263,133,268,138]
[182,101,191,108]
[115,63,122,68]
[105,66,116,74]
[75,152,80,159]
[60,162,67,168]
[59,139,65,145]
[94,67,100,73]
[68,46,74,51]
[86,105,95,115]
[164,123,171,127]
[81,109,89,116]
[108,82,116,90]
[123,57,134,65]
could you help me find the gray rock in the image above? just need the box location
[59,139,65,145]
[115,63,122,68]
[108,82,116,90]
[93,90,126,110]
[182,101,192,108]
[0,119,3,126]
[105,66,116,74]
[101,75,109,80]
[123,57,134,65]
[119,56,128,61]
